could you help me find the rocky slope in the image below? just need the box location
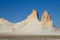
[0,9,60,35]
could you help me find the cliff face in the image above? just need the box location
[41,11,53,27]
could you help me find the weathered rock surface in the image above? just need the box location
[28,9,39,19]
[0,9,60,35]
[41,11,53,27]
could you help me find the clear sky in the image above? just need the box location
[0,0,60,27]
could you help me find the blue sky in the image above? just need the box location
[0,0,60,27]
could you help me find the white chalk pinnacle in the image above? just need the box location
[41,10,53,27]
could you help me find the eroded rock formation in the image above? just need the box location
[41,11,53,27]
[28,9,39,19]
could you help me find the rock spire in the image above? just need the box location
[41,10,54,27]
[28,9,39,19]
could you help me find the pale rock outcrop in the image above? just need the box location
[0,18,14,31]
[0,18,9,25]
[0,18,10,24]
[0,9,60,35]
[41,11,54,27]
[0,18,14,25]
[26,9,39,23]
[28,9,39,19]
[13,9,39,29]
